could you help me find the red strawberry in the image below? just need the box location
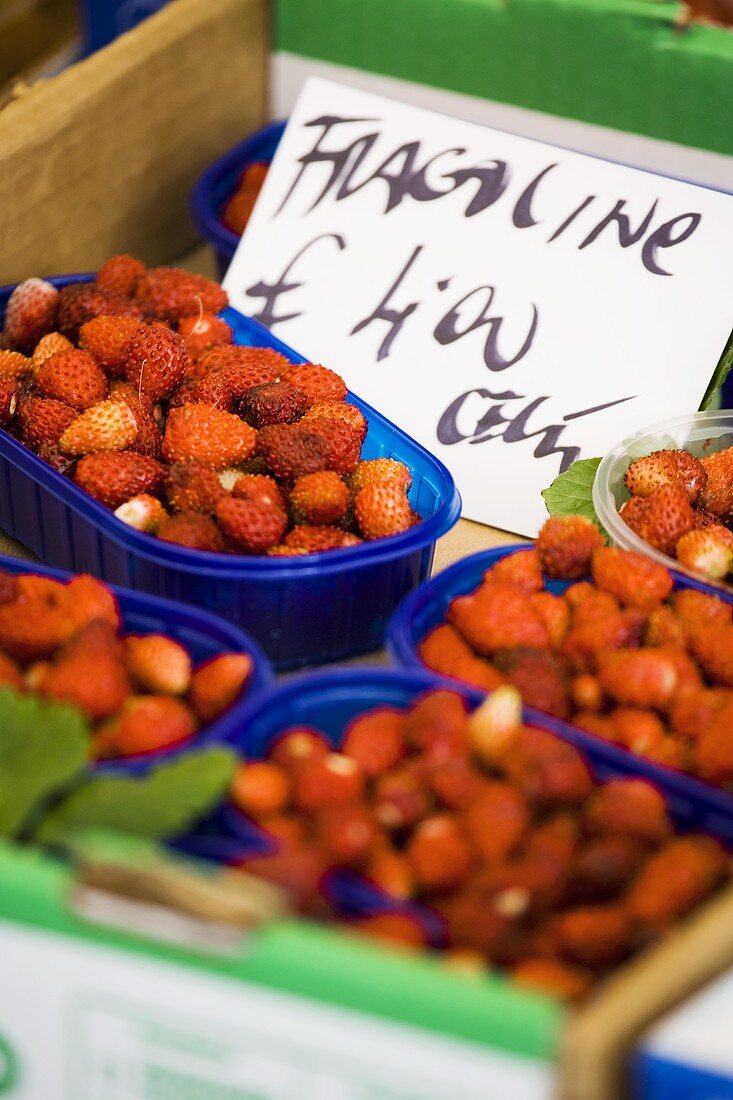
[57,282,142,340]
[536,516,605,579]
[620,483,695,555]
[94,696,197,758]
[309,417,361,476]
[281,362,347,407]
[284,525,347,552]
[37,349,108,411]
[165,460,226,513]
[240,381,308,427]
[189,653,252,720]
[177,313,232,360]
[125,633,192,695]
[41,621,131,720]
[0,350,33,379]
[109,381,163,460]
[231,473,287,511]
[75,451,164,509]
[349,458,411,494]
[197,343,288,380]
[114,494,168,533]
[450,584,550,654]
[79,316,144,377]
[355,480,413,539]
[189,358,286,412]
[97,254,146,297]
[676,524,733,580]
[157,512,226,552]
[60,399,138,454]
[597,649,678,709]
[304,401,368,440]
[2,278,59,350]
[163,405,257,468]
[0,378,19,428]
[215,497,288,553]
[485,549,544,594]
[591,546,673,609]
[32,332,74,369]
[124,322,188,400]
[17,397,77,449]
[698,447,733,519]
[625,448,707,503]
[135,267,228,324]
[291,471,349,525]
[257,423,328,481]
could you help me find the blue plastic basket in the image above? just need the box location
[174,666,732,942]
[0,553,272,777]
[0,275,460,670]
[190,121,285,279]
[387,544,733,842]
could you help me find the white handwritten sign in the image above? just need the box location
[224,78,733,535]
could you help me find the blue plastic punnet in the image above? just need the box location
[0,553,271,776]
[0,275,460,669]
[387,544,733,842]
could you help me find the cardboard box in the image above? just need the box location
[0,0,267,284]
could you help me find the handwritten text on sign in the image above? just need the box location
[224,79,733,535]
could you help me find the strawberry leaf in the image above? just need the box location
[34,747,236,846]
[0,687,89,838]
[541,458,604,531]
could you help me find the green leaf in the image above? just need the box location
[0,688,89,838]
[700,329,733,410]
[541,457,604,530]
[34,747,237,847]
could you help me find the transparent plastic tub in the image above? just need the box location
[594,410,733,592]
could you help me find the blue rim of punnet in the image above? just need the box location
[0,552,272,777]
[174,664,733,945]
[387,543,733,841]
[189,121,285,267]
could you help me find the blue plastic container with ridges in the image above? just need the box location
[0,275,460,670]
[174,666,732,945]
[387,544,733,842]
[0,552,272,777]
[190,121,285,278]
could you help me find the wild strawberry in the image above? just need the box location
[290,471,349,525]
[536,516,604,579]
[97,254,146,297]
[309,418,361,476]
[573,710,616,738]
[231,473,287,511]
[189,652,252,720]
[512,959,593,1002]
[36,349,108,411]
[466,686,523,763]
[270,727,330,768]
[571,590,620,625]
[669,687,728,738]
[216,497,288,553]
[74,451,163,509]
[32,332,74,369]
[157,513,226,552]
[611,708,666,754]
[570,674,603,711]
[2,277,59,350]
[124,322,188,400]
[698,446,733,519]
[57,282,142,340]
[504,726,593,807]
[645,606,685,648]
[449,584,550,654]
[115,494,168,533]
[449,655,506,691]
[0,576,72,663]
[365,841,415,899]
[625,449,707,503]
[529,591,570,647]
[94,696,197,757]
[124,633,192,695]
[405,689,467,752]
[64,574,121,634]
[0,572,18,605]
[461,782,529,862]
[281,362,347,407]
[673,588,731,636]
[342,707,406,776]
[304,401,368,440]
[0,378,18,428]
[561,609,645,674]
[0,350,34,379]
[257,423,328,481]
[675,524,733,580]
[584,779,671,845]
[622,483,696,555]
[240,381,307,427]
[41,621,130,720]
[597,649,677,709]
[283,525,345,553]
[350,913,427,950]
[108,381,162,460]
[354,479,412,540]
[164,460,226,513]
[693,699,733,783]
[163,405,256,468]
[493,648,569,719]
[373,762,430,831]
[554,905,633,968]
[316,804,378,866]
[231,761,291,818]
[177,312,232,360]
[626,837,727,925]
[407,815,473,892]
[591,546,673,609]
[135,267,227,324]
[293,753,364,811]
[419,623,477,678]
[258,813,307,851]
[484,549,543,594]
[571,834,645,903]
[425,754,483,809]
[197,343,287,382]
[78,316,144,377]
[689,623,733,687]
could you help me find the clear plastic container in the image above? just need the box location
[594,410,733,592]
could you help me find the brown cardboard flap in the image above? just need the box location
[0,0,267,283]
[560,883,733,1100]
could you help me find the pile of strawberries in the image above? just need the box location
[228,686,729,1000]
[0,256,419,556]
[419,516,733,786]
[221,162,269,235]
[0,567,252,758]
[619,445,733,583]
